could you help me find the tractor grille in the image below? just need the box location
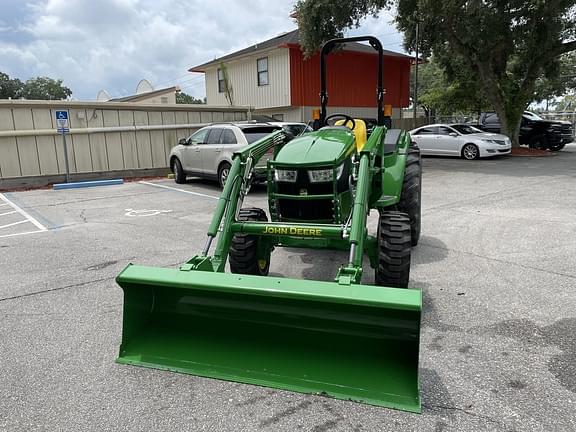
[277,198,334,221]
[276,168,334,221]
[273,163,351,222]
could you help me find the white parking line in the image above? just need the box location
[0,210,17,217]
[0,230,51,239]
[0,193,47,231]
[0,220,28,229]
[139,181,219,200]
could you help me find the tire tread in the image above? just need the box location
[397,146,422,246]
[375,211,412,288]
[229,208,270,275]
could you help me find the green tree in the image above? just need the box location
[219,62,234,106]
[410,58,490,119]
[0,72,24,99]
[533,52,576,110]
[554,94,576,112]
[295,0,576,146]
[20,77,72,100]
[176,91,206,104]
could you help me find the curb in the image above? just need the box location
[53,179,124,190]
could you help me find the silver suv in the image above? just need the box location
[169,123,281,187]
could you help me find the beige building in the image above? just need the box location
[189,30,412,122]
[192,42,292,118]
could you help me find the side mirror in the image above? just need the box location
[449,132,458,137]
[178,138,188,145]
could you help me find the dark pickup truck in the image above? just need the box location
[476,111,573,151]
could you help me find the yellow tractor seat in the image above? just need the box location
[335,118,368,151]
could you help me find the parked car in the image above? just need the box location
[409,123,511,160]
[169,123,281,187]
[476,111,571,151]
[250,116,312,137]
[268,122,312,137]
[523,111,573,145]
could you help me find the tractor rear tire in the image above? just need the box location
[229,208,271,276]
[375,211,411,288]
[397,145,422,246]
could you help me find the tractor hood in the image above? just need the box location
[275,128,356,166]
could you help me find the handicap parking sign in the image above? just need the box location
[55,110,69,132]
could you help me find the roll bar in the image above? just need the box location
[319,36,385,127]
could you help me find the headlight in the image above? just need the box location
[308,164,344,183]
[481,139,498,144]
[275,169,297,182]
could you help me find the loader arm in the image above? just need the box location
[193,130,286,272]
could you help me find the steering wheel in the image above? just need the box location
[324,113,356,130]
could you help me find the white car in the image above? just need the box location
[409,123,511,159]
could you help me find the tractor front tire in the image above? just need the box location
[397,145,422,246]
[229,208,271,276]
[375,211,411,288]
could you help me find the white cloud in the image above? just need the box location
[0,0,405,100]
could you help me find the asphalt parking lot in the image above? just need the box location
[1,144,576,432]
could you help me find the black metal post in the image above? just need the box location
[413,21,420,129]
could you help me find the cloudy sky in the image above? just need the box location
[0,0,405,100]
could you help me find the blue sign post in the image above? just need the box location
[55,110,71,182]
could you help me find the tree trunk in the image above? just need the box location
[475,66,525,147]
[422,106,430,122]
[498,106,523,147]
[485,98,523,147]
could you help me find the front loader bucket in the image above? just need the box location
[116,264,422,413]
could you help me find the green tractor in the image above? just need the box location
[116,36,423,413]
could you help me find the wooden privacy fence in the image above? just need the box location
[391,117,428,130]
[0,100,249,182]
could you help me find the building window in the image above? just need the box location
[257,57,268,86]
[217,68,225,93]
[160,97,168,104]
